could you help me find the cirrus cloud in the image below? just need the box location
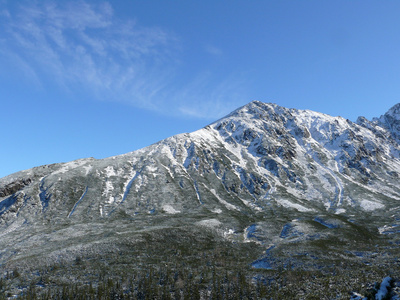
[0,1,246,119]
[1,1,179,109]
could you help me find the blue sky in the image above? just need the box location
[1,0,400,178]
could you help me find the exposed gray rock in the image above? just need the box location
[1,101,400,276]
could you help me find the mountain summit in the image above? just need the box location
[374,103,400,143]
[1,101,400,296]
[3,101,399,221]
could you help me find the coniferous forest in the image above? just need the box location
[1,234,399,299]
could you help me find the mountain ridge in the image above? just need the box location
[2,100,398,181]
[1,101,400,297]
[2,100,400,221]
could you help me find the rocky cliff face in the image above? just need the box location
[1,101,400,275]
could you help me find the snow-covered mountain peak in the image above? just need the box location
[2,100,400,289]
[369,103,400,144]
[385,103,400,120]
[219,100,283,122]
[222,100,345,127]
[211,101,354,146]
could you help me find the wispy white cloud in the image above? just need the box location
[0,1,246,119]
[1,1,178,107]
[175,71,247,119]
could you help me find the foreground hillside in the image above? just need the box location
[1,101,400,298]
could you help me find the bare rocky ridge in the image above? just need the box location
[0,178,32,198]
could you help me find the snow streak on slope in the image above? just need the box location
[1,100,400,269]
[68,186,88,218]
[1,99,400,288]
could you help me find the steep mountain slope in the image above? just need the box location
[1,101,400,295]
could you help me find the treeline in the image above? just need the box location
[2,238,400,299]
[4,263,398,299]
[5,266,272,300]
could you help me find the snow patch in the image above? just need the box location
[378,224,400,235]
[193,181,203,204]
[223,229,235,238]
[209,188,240,211]
[196,219,222,228]
[278,199,314,212]
[102,181,115,204]
[83,165,92,175]
[104,166,116,177]
[146,165,158,175]
[360,200,384,211]
[162,204,181,214]
[52,159,89,175]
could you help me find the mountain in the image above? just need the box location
[1,100,400,298]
